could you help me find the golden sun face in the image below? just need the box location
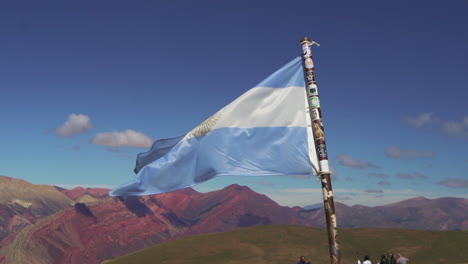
[189,109,223,138]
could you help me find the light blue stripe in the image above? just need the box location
[254,57,304,88]
[110,127,313,196]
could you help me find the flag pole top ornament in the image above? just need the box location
[300,37,320,47]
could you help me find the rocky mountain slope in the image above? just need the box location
[0,176,466,264]
[0,183,315,264]
[0,176,74,242]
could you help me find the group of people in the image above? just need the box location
[295,253,409,264]
[358,253,409,264]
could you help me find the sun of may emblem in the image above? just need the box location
[190,109,223,137]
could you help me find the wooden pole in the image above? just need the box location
[300,37,341,264]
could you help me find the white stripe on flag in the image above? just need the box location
[110,57,319,197]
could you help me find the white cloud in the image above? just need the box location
[382,172,428,181]
[438,177,468,189]
[92,129,153,148]
[404,112,435,128]
[329,164,338,181]
[405,113,468,140]
[385,146,434,159]
[442,116,468,139]
[56,113,93,137]
[397,173,413,180]
[335,155,379,169]
[377,181,391,186]
[368,173,390,179]
[414,172,428,179]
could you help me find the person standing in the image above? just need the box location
[297,255,311,264]
[362,255,372,264]
[389,253,397,264]
[397,253,409,264]
[379,254,389,264]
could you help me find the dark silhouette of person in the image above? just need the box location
[297,255,311,264]
[389,253,397,264]
[379,254,389,264]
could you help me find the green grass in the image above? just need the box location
[102,225,468,264]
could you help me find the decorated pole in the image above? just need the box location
[300,37,341,264]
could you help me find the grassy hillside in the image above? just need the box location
[102,225,468,264]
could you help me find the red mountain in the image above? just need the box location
[0,176,74,243]
[0,183,316,264]
[55,186,110,203]
[1,176,467,264]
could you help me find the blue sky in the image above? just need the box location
[1,1,467,206]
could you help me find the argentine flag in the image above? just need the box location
[110,57,318,196]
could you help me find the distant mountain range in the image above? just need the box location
[0,175,466,264]
[301,196,468,230]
